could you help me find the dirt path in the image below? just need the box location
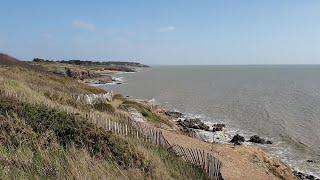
[161,129,296,180]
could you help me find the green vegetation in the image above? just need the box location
[136,142,208,180]
[120,100,172,127]
[93,102,115,113]
[112,93,125,101]
[33,58,148,68]
[0,61,207,179]
[0,97,144,167]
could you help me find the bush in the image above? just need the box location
[107,133,150,169]
[93,102,115,113]
[112,94,124,101]
[0,97,147,169]
[0,116,42,148]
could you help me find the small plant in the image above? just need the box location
[93,102,115,113]
[112,94,124,101]
[44,91,61,102]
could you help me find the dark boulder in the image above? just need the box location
[293,170,319,180]
[307,160,316,163]
[230,134,245,145]
[266,140,272,144]
[165,111,183,119]
[177,118,210,131]
[266,140,273,144]
[249,135,265,144]
[179,127,198,138]
[249,135,272,144]
[212,123,226,132]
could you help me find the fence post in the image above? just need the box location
[196,149,201,166]
[189,148,197,164]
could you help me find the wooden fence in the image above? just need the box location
[0,90,223,180]
[97,117,223,180]
[170,144,223,180]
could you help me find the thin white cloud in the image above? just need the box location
[158,26,175,32]
[40,33,53,39]
[73,20,96,31]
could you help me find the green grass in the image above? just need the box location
[93,102,115,113]
[120,100,171,127]
[0,145,140,179]
[0,96,207,179]
[131,138,209,180]
[0,97,147,168]
[0,63,207,179]
[112,94,125,101]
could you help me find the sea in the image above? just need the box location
[102,65,320,177]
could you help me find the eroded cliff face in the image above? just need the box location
[76,93,113,105]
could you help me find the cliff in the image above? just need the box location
[0,53,298,179]
[0,54,207,179]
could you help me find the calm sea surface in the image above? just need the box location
[103,65,320,176]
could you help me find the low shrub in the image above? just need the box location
[0,116,42,148]
[112,94,124,101]
[0,97,147,169]
[93,102,115,113]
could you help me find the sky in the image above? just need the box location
[0,0,320,65]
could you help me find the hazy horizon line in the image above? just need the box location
[148,63,320,66]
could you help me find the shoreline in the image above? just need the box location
[89,70,139,86]
[99,69,319,179]
[135,97,320,179]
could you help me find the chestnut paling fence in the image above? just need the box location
[0,90,223,180]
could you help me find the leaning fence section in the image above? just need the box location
[97,119,223,179]
[0,90,223,180]
[95,117,223,180]
[170,144,223,180]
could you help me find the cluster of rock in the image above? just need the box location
[230,134,273,145]
[249,135,272,144]
[165,111,183,119]
[212,123,225,132]
[293,171,320,180]
[165,111,226,134]
[165,111,274,147]
[177,118,226,132]
[177,118,210,131]
[76,93,113,105]
[65,67,114,84]
[65,68,95,80]
[230,134,245,145]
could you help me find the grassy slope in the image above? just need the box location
[120,100,172,127]
[0,62,207,179]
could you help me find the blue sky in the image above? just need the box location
[1,0,320,65]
